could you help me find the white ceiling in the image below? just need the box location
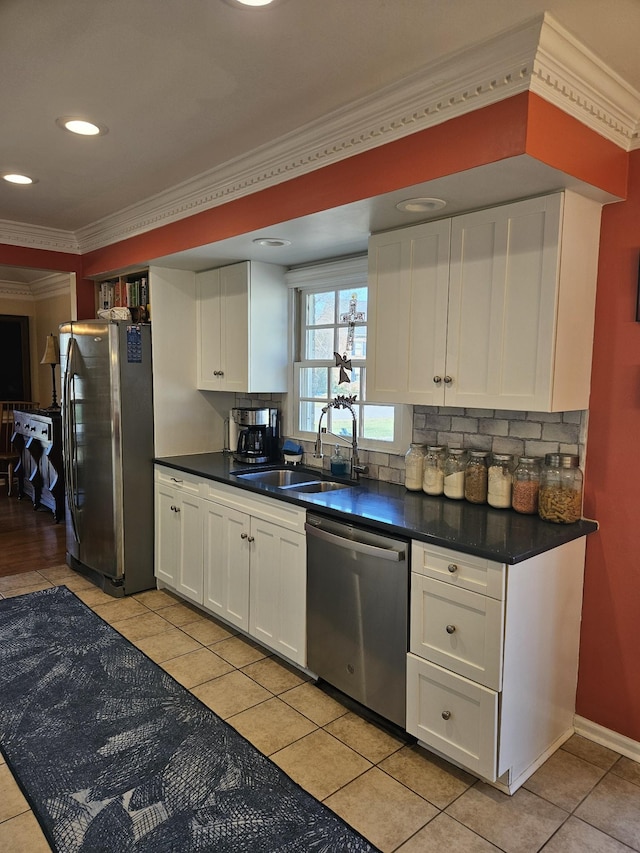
[2,0,640,277]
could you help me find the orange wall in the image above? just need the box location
[577,148,640,742]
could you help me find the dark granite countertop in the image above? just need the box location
[155,452,598,565]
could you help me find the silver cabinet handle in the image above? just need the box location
[170,505,180,513]
[240,532,248,539]
[170,477,183,483]
[447,563,458,573]
[247,535,255,542]
[446,624,456,634]
[213,370,225,376]
[444,376,452,384]
[433,375,442,384]
[304,522,405,562]
[441,710,452,721]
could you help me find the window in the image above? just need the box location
[288,256,408,453]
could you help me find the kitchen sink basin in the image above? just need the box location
[284,480,351,493]
[232,468,319,487]
[232,467,352,493]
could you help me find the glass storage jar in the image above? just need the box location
[538,453,583,523]
[464,451,489,504]
[511,456,541,514]
[443,448,467,500]
[487,453,514,509]
[404,443,426,491]
[422,445,446,496]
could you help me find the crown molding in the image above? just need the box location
[0,220,80,254]
[532,14,640,150]
[0,272,71,301]
[4,13,640,256]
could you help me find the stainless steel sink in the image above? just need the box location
[233,468,318,487]
[232,467,352,493]
[285,480,351,493]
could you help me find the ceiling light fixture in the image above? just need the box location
[56,117,108,136]
[223,0,278,8]
[3,173,36,185]
[395,197,447,213]
[252,237,291,247]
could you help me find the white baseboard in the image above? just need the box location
[574,715,640,763]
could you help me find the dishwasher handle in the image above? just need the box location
[305,521,406,562]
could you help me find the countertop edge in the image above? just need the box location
[154,454,598,565]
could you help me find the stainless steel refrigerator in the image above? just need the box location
[60,320,155,596]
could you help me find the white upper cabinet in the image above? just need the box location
[368,192,602,412]
[196,260,288,393]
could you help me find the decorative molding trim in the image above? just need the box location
[0,272,71,301]
[4,13,640,256]
[532,14,640,150]
[0,280,33,300]
[0,220,80,254]
[574,715,640,763]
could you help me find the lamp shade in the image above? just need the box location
[40,333,60,365]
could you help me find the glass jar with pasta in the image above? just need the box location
[538,453,583,523]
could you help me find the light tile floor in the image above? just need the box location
[1,566,639,853]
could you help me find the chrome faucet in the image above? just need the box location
[314,394,369,480]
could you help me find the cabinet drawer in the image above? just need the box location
[412,541,505,600]
[154,465,202,496]
[204,480,306,534]
[410,575,504,690]
[406,653,498,781]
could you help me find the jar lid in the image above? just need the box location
[492,453,513,462]
[544,453,580,468]
[426,445,445,452]
[518,456,540,464]
[448,447,466,456]
[468,450,489,458]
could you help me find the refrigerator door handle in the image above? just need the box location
[63,336,80,544]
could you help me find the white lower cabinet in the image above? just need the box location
[407,537,587,793]
[154,465,307,667]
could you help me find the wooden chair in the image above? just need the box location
[0,401,39,496]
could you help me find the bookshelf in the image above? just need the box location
[96,271,150,323]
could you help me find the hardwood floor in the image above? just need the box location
[0,485,66,577]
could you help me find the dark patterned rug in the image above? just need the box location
[0,586,380,853]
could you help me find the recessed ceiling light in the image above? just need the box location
[252,237,292,247]
[223,0,277,7]
[395,197,447,213]
[56,117,108,136]
[3,173,36,185]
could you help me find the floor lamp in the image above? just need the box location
[41,333,60,411]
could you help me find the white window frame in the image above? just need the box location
[285,255,411,455]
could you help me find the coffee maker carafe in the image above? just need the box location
[232,408,278,465]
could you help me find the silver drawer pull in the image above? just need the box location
[441,710,452,721]
[247,535,255,543]
[433,375,442,384]
[445,624,456,634]
[447,563,458,573]
[240,532,248,539]
[170,477,183,483]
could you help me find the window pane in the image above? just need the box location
[307,291,335,326]
[331,405,358,440]
[299,401,325,433]
[329,366,361,399]
[338,287,368,319]
[362,405,395,442]
[306,328,334,360]
[337,324,366,358]
[299,366,329,399]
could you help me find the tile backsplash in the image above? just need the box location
[235,395,587,487]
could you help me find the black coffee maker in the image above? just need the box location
[232,407,278,464]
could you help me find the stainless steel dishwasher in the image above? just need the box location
[305,513,409,728]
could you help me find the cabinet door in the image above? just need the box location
[368,219,450,405]
[203,499,250,631]
[195,268,223,390]
[445,195,562,410]
[218,262,250,393]
[176,493,204,604]
[154,482,180,587]
[249,519,306,666]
